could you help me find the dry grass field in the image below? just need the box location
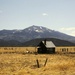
[0,53,75,75]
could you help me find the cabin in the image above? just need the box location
[38,40,56,53]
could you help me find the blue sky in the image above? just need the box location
[0,0,75,36]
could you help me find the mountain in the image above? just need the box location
[0,39,21,47]
[0,25,75,43]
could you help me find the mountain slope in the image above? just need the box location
[0,39,21,47]
[0,25,75,43]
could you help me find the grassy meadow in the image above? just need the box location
[0,52,75,75]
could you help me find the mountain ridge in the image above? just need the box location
[0,25,75,43]
[22,38,75,47]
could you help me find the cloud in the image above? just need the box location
[42,13,48,16]
[70,31,75,36]
[61,27,75,31]
[60,27,75,36]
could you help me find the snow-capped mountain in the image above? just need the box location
[0,25,75,43]
[23,25,52,33]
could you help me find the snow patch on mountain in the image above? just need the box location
[40,26,43,29]
[35,29,43,33]
[12,30,22,34]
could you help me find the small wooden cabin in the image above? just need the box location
[38,40,56,53]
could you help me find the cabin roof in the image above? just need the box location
[42,41,56,48]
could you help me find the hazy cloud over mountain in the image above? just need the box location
[60,27,75,36]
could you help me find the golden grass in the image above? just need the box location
[0,53,75,75]
[0,47,37,54]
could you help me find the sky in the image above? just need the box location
[0,0,75,36]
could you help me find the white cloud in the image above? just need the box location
[69,31,75,36]
[42,13,48,16]
[61,27,75,31]
[60,27,75,36]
